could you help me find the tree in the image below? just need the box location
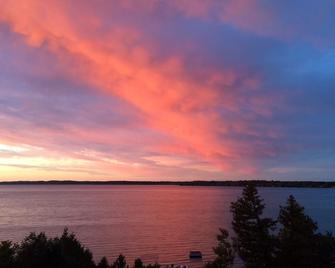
[53,229,95,268]
[112,255,127,268]
[145,264,160,268]
[97,257,110,268]
[0,241,16,268]
[133,258,144,268]
[316,232,335,268]
[230,184,276,268]
[13,229,95,268]
[276,195,335,267]
[205,228,234,268]
[14,232,53,268]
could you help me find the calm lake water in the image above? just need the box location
[0,185,334,267]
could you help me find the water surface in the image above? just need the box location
[0,185,334,267]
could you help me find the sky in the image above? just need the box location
[0,0,335,181]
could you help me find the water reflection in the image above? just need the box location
[0,185,334,268]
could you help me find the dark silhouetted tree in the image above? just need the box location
[133,258,144,268]
[316,232,335,268]
[14,229,95,268]
[0,241,16,268]
[97,257,110,268]
[145,264,160,268]
[205,228,234,268]
[112,255,127,268]
[230,184,276,268]
[15,232,52,268]
[52,228,95,268]
[276,195,335,268]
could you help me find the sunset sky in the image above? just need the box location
[0,0,335,181]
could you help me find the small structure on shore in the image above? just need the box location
[189,251,202,259]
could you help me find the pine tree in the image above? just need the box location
[0,241,16,268]
[205,228,234,268]
[134,258,144,268]
[315,232,335,268]
[276,195,335,267]
[230,185,276,268]
[112,255,127,268]
[97,257,110,268]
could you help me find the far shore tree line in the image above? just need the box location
[0,185,334,268]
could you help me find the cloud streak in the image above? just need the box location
[0,0,334,180]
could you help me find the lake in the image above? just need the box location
[0,185,334,267]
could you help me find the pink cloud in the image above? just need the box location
[0,0,285,179]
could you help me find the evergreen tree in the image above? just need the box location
[14,232,52,268]
[53,229,95,268]
[230,185,276,268]
[14,229,95,268]
[205,229,234,268]
[112,255,127,268]
[97,257,110,268]
[0,241,16,268]
[145,264,160,268]
[276,195,335,268]
[133,258,144,268]
[316,232,335,268]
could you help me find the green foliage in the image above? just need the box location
[230,184,276,268]
[205,228,234,268]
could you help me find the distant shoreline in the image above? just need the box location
[0,180,334,188]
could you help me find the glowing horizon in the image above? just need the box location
[0,0,335,181]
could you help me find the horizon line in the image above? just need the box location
[0,180,335,188]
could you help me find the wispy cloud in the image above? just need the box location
[0,0,334,180]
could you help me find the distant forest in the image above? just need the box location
[0,180,334,188]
